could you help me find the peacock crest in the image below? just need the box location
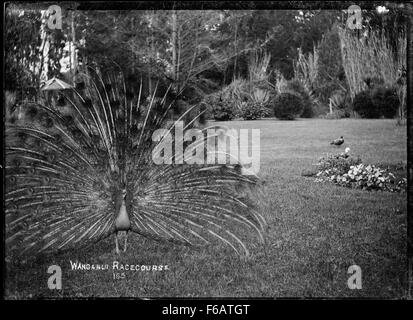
[5,69,266,258]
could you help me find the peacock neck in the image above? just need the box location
[115,198,130,231]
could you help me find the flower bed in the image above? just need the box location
[314,152,406,192]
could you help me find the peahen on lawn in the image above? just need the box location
[330,136,344,146]
[5,70,266,257]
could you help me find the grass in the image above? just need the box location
[5,119,407,298]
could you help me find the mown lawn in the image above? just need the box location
[5,119,407,298]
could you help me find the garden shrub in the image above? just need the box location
[353,85,400,119]
[250,87,270,106]
[207,97,237,121]
[284,79,314,118]
[220,78,250,104]
[331,90,352,115]
[352,90,376,118]
[371,85,399,118]
[323,109,352,119]
[239,101,271,120]
[272,91,304,120]
[202,79,252,121]
[315,25,347,105]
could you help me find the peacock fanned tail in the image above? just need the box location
[5,70,266,257]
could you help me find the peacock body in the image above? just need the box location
[5,71,266,257]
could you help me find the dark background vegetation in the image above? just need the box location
[5,3,409,122]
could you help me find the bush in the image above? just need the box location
[272,91,304,120]
[353,90,376,118]
[239,101,271,120]
[284,79,314,118]
[206,98,237,121]
[220,78,250,103]
[323,90,353,119]
[250,88,270,105]
[300,101,314,119]
[315,25,347,105]
[323,109,352,119]
[353,85,399,119]
[371,86,399,118]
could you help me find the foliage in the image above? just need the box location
[5,6,65,97]
[272,69,288,94]
[210,100,237,121]
[272,91,304,120]
[203,76,274,121]
[202,95,237,121]
[220,78,250,104]
[284,79,315,118]
[371,85,400,118]
[293,47,318,94]
[314,25,347,105]
[353,85,399,119]
[6,6,407,122]
[250,88,270,105]
[338,28,406,103]
[248,50,271,84]
[239,101,271,120]
[325,89,353,119]
[201,78,248,120]
[322,109,351,120]
[218,10,340,79]
[353,91,376,118]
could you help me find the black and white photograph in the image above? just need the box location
[3,1,412,302]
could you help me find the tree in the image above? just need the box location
[314,24,347,103]
[5,5,67,99]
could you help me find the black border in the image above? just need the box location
[2,0,412,305]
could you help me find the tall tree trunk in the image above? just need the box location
[72,10,77,85]
[149,32,154,96]
[171,10,178,84]
[148,11,154,96]
[233,15,238,81]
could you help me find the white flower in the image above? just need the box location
[345,147,350,154]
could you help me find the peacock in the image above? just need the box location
[5,70,266,258]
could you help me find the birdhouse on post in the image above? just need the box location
[41,77,74,109]
[41,77,73,91]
